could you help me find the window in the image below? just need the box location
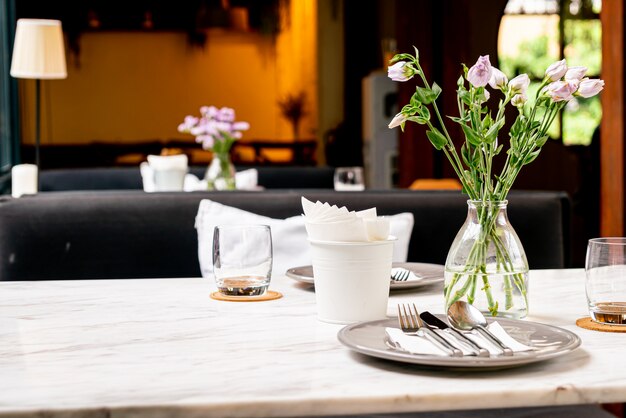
[499,0,602,145]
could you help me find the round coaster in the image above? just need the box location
[210,290,283,302]
[576,317,626,333]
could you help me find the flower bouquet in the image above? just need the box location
[178,106,250,190]
[388,48,604,318]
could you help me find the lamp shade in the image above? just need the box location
[10,19,67,80]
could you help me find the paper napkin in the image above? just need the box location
[385,322,535,357]
[301,197,390,242]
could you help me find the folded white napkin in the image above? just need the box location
[141,165,260,192]
[301,197,390,242]
[386,322,535,357]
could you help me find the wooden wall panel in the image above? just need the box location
[600,0,624,236]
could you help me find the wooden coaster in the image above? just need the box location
[576,317,626,333]
[210,290,283,302]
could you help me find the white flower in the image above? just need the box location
[508,74,530,95]
[564,66,587,81]
[488,67,508,90]
[576,78,605,98]
[511,93,527,107]
[545,59,567,81]
[467,55,492,87]
[388,112,408,129]
[387,61,415,82]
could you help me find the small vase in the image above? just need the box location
[205,151,236,190]
[444,200,529,319]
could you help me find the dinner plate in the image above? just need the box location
[337,315,581,370]
[285,262,444,290]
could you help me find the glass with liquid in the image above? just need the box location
[585,237,626,325]
[334,167,365,191]
[213,225,273,296]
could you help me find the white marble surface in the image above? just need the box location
[0,269,624,417]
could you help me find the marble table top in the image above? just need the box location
[0,269,624,417]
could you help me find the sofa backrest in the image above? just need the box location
[0,189,571,281]
[39,166,336,191]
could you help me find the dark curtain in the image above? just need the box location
[0,0,19,193]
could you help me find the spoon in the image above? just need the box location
[446,301,514,356]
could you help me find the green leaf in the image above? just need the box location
[536,135,549,148]
[417,106,431,120]
[485,118,505,143]
[407,116,428,125]
[412,46,419,61]
[461,124,482,146]
[457,75,464,87]
[494,144,504,155]
[461,143,472,167]
[426,129,447,150]
[524,149,541,165]
[510,115,524,137]
[432,82,442,100]
[415,86,438,104]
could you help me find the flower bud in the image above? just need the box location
[511,93,527,107]
[545,59,567,81]
[508,74,530,95]
[467,55,492,87]
[564,66,587,81]
[387,61,416,82]
[388,112,408,129]
[547,80,578,102]
[488,67,508,90]
[576,78,605,98]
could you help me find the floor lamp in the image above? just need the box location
[10,19,67,187]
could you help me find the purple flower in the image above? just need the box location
[388,61,415,82]
[467,55,492,87]
[179,105,249,151]
[545,59,567,81]
[546,80,579,102]
[565,66,587,82]
[576,78,605,98]
[488,67,508,90]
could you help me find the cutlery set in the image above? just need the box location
[396,302,515,357]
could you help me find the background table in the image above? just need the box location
[0,269,624,417]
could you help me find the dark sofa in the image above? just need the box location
[39,166,336,191]
[0,189,571,281]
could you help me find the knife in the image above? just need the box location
[420,311,490,357]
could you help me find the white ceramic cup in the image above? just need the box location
[11,164,38,198]
[308,237,396,324]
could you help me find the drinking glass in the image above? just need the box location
[334,167,365,191]
[213,225,273,296]
[585,237,626,325]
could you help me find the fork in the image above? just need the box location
[391,268,411,281]
[397,303,463,357]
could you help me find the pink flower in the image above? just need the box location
[546,80,579,102]
[467,55,492,87]
[564,66,587,81]
[388,112,408,129]
[387,61,416,82]
[576,78,605,98]
[545,59,567,81]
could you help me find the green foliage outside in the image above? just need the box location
[499,18,602,145]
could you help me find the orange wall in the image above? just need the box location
[19,1,319,146]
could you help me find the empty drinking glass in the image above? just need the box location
[213,225,273,296]
[585,237,626,325]
[334,167,365,191]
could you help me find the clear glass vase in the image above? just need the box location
[205,151,236,190]
[444,200,529,319]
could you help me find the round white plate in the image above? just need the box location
[337,315,581,370]
[285,262,444,290]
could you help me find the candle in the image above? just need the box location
[11,164,38,198]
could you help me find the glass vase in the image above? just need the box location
[205,151,236,190]
[444,200,529,319]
